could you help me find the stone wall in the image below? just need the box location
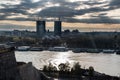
[0,47,43,80]
[0,50,20,80]
[18,62,41,80]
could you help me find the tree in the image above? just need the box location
[72,62,82,75]
[89,66,94,76]
[89,66,94,80]
[43,65,48,72]
[48,63,54,72]
[64,29,70,33]
[72,29,79,33]
[58,62,70,72]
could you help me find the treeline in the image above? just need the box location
[63,32,120,49]
[1,32,120,49]
[42,62,120,80]
[0,36,62,47]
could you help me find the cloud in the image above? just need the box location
[0,0,120,23]
[109,0,120,8]
[63,16,120,24]
[38,6,77,17]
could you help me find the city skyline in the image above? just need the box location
[0,20,120,31]
[0,0,120,30]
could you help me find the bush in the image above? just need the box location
[72,62,82,75]
[58,62,70,72]
[89,66,94,77]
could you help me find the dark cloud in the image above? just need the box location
[0,0,45,14]
[63,16,120,24]
[109,0,120,8]
[0,23,35,31]
[76,7,107,16]
[0,8,28,15]
[0,0,120,23]
[36,1,110,19]
[83,1,105,5]
[50,0,81,8]
[0,14,7,20]
[38,6,77,17]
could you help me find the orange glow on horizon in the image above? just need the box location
[0,20,120,29]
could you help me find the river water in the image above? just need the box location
[15,51,120,76]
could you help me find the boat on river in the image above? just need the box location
[102,49,115,53]
[48,47,68,52]
[72,48,83,53]
[17,46,30,51]
[30,47,43,51]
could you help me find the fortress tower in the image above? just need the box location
[0,44,20,80]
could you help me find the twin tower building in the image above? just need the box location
[36,20,62,37]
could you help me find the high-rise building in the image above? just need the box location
[54,21,62,36]
[36,21,46,37]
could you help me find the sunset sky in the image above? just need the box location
[0,0,120,30]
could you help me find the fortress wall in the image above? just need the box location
[18,62,41,80]
[0,51,19,80]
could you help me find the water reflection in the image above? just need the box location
[15,51,120,76]
[51,51,74,67]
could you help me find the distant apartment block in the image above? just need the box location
[54,21,62,36]
[36,21,46,37]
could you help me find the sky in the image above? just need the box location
[0,0,120,30]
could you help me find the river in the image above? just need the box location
[15,51,120,76]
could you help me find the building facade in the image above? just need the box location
[54,21,62,36]
[36,21,46,37]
